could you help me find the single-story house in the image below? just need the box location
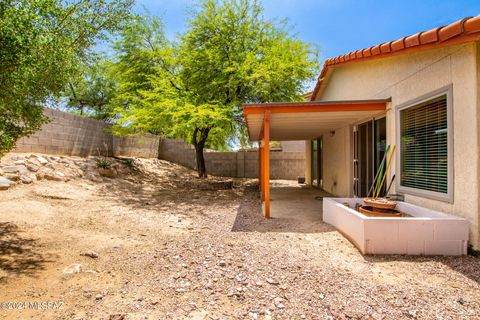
[243,16,480,251]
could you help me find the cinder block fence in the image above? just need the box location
[15,108,159,158]
[158,139,305,179]
[14,108,305,179]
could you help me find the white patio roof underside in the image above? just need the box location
[243,100,390,141]
[246,110,385,141]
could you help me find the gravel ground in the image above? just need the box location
[0,155,479,320]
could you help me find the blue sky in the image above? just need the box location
[133,0,480,60]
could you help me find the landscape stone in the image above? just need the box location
[98,168,117,178]
[20,175,33,184]
[0,176,12,190]
[63,264,82,274]
[2,165,28,173]
[26,163,40,172]
[36,156,49,165]
[4,173,20,181]
[44,172,64,181]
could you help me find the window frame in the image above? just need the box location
[395,85,454,203]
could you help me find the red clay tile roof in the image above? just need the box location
[311,16,480,100]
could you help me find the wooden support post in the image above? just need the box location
[259,143,264,200]
[263,111,270,218]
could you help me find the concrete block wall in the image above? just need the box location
[113,135,159,158]
[14,108,160,158]
[158,138,305,180]
[14,109,304,179]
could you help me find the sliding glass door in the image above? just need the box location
[353,118,386,197]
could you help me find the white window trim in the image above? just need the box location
[395,84,454,203]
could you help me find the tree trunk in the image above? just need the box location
[195,145,207,178]
[192,127,211,178]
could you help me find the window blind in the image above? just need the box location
[400,95,448,194]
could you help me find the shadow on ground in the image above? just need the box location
[231,184,336,233]
[363,254,480,286]
[103,160,234,213]
[0,222,53,283]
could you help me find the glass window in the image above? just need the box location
[399,95,448,195]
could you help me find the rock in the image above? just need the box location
[20,175,33,184]
[109,315,125,320]
[218,260,227,267]
[14,160,26,165]
[0,176,13,190]
[59,158,72,165]
[4,173,20,181]
[55,171,65,177]
[81,251,99,259]
[26,163,40,172]
[98,167,117,178]
[36,156,49,165]
[49,156,60,161]
[78,163,89,171]
[2,165,28,174]
[63,264,82,274]
[35,172,45,180]
[85,171,103,183]
[273,297,285,309]
[44,172,64,181]
[26,158,40,166]
[95,294,104,300]
[266,278,279,285]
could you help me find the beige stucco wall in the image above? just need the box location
[477,42,480,250]
[321,127,353,197]
[314,42,480,249]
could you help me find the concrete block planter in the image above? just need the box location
[323,198,469,256]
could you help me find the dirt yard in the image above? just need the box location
[0,154,479,320]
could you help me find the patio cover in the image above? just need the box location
[242,99,390,218]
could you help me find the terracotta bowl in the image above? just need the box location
[358,205,402,217]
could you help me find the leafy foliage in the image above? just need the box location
[0,0,133,156]
[65,55,117,120]
[110,0,319,177]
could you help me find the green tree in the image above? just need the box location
[112,0,319,177]
[0,0,133,156]
[108,14,172,134]
[65,55,117,120]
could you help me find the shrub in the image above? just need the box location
[122,158,135,169]
[96,158,111,169]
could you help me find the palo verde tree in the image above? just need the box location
[111,0,319,177]
[65,54,117,121]
[0,0,133,156]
